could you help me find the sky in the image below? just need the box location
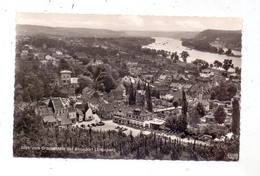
[17,12,242,32]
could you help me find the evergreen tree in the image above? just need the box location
[128,82,135,105]
[137,80,141,90]
[181,90,188,116]
[156,90,160,99]
[178,90,188,132]
[133,89,136,104]
[232,98,240,134]
[146,84,153,112]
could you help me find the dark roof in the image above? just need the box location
[75,104,85,110]
[68,106,76,113]
[76,109,84,116]
[171,90,182,100]
[52,98,64,110]
[189,84,200,92]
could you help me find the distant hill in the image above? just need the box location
[16,24,199,40]
[124,30,198,39]
[169,31,199,39]
[16,24,128,38]
[193,29,242,49]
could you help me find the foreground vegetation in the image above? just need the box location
[13,105,239,160]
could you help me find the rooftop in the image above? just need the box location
[147,118,165,125]
[60,70,72,74]
[68,106,76,113]
[52,98,65,110]
[43,115,56,123]
[153,106,181,113]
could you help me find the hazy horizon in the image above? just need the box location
[17,13,242,32]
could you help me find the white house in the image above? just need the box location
[85,108,93,121]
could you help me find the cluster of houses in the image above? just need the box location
[35,97,95,128]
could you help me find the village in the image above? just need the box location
[13,35,241,144]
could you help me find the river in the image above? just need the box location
[143,37,242,68]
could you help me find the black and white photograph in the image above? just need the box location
[13,13,242,161]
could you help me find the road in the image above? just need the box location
[72,116,209,146]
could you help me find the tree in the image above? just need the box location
[174,53,179,61]
[52,85,62,97]
[96,72,116,93]
[176,114,188,132]
[223,59,233,72]
[83,70,93,77]
[232,98,240,135]
[214,60,222,68]
[165,114,177,131]
[22,88,31,103]
[178,90,188,132]
[173,101,179,108]
[214,105,226,124]
[181,90,188,116]
[137,80,141,90]
[128,82,135,105]
[180,51,189,63]
[111,69,120,81]
[196,102,206,117]
[146,84,153,112]
[59,58,70,70]
[92,91,99,99]
[155,90,160,99]
[227,85,237,98]
[218,47,224,54]
[189,106,201,125]
[78,76,93,94]
[225,49,232,56]
[235,67,241,75]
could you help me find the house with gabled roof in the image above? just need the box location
[48,97,68,118]
[171,89,182,103]
[109,83,126,100]
[99,103,116,119]
[172,74,189,84]
[158,74,167,82]
[170,82,179,89]
[85,108,93,121]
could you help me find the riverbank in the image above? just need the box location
[143,37,242,68]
